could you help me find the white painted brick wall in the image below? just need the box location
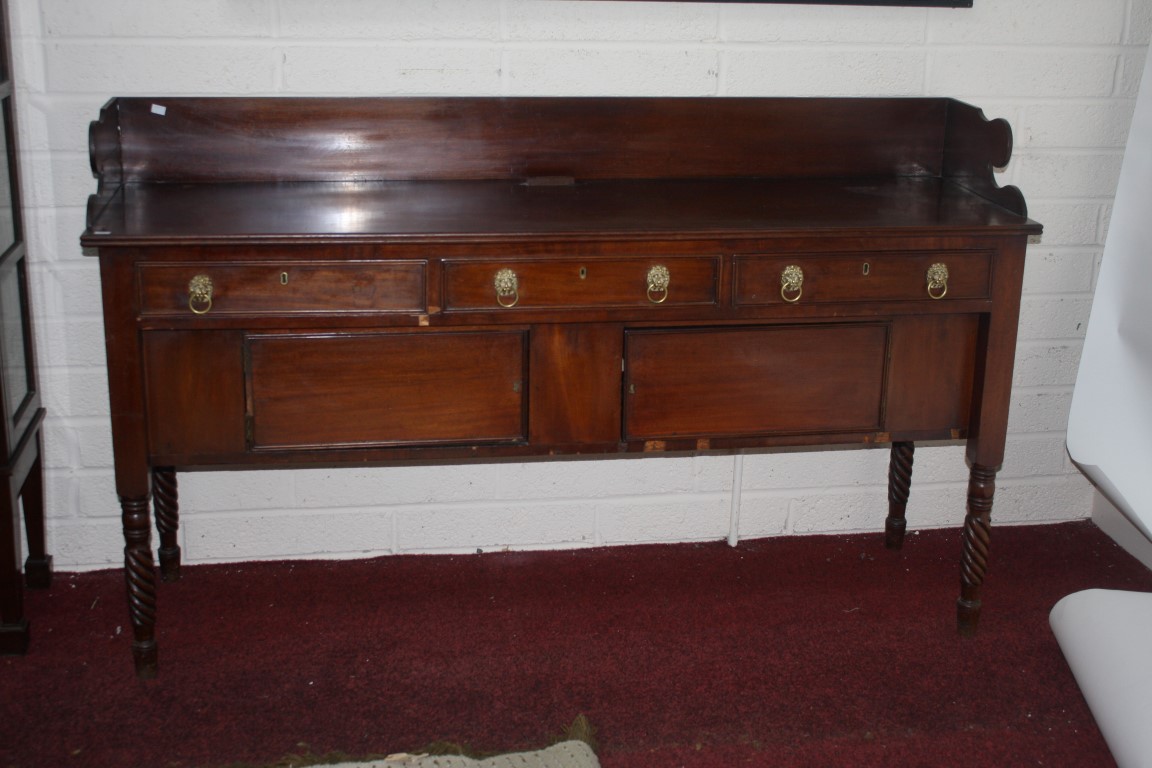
[8,0,1147,569]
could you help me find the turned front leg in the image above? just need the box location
[958,464,996,636]
[153,468,181,582]
[121,495,159,678]
[886,441,914,549]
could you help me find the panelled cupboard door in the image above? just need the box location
[624,324,888,440]
[245,330,528,450]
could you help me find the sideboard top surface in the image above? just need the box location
[85,177,1038,246]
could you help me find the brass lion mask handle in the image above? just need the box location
[780,264,804,303]
[646,264,670,304]
[188,274,213,315]
[926,262,949,300]
[494,268,519,308]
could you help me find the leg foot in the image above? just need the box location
[132,639,159,679]
[957,597,981,637]
[24,555,52,589]
[886,441,914,549]
[0,619,30,655]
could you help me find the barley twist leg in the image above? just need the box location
[885,441,915,549]
[958,464,996,636]
[153,468,181,582]
[121,495,158,678]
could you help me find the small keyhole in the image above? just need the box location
[862,263,871,276]
[280,272,289,285]
[579,267,588,280]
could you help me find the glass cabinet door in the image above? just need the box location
[0,101,13,255]
[1,251,32,443]
[0,2,36,460]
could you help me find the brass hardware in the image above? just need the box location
[780,264,804,303]
[280,272,289,285]
[927,262,949,300]
[862,262,871,276]
[494,268,519,308]
[523,175,576,187]
[188,274,213,315]
[579,266,588,280]
[647,264,670,304]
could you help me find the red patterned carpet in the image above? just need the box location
[3,520,1149,767]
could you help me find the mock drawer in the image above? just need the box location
[734,251,991,306]
[137,261,426,317]
[442,256,719,311]
[624,324,887,440]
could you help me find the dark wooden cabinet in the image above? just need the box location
[82,96,1041,678]
[0,0,50,656]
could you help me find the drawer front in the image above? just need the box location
[624,324,887,440]
[443,256,719,311]
[734,251,991,306]
[138,261,426,316]
[246,331,526,450]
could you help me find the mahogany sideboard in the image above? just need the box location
[82,97,1041,678]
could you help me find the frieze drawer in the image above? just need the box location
[138,261,427,317]
[442,256,720,311]
[734,251,992,306]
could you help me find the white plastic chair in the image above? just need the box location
[1054,47,1152,768]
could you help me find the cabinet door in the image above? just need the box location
[246,330,527,450]
[0,26,36,458]
[0,253,33,449]
[624,324,888,440]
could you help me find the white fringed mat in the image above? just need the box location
[325,741,600,768]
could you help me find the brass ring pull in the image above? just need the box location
[494,268,519,308]
[926,262,949,300]
[780,265,804,303]
[188,274,213,315]
[646,264,670,304]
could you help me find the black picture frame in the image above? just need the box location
[599,1,972,6]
